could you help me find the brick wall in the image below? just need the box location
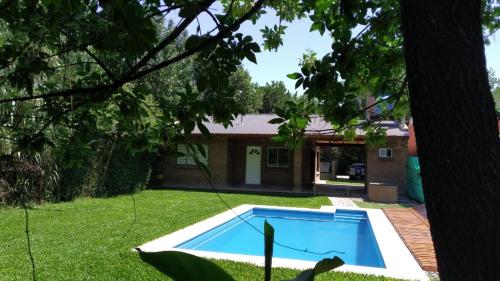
[228,139,293,188]
[161,137,229,187]
[366,136,409,194]
[161,137,295,189]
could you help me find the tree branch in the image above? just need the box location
[127,0,216,76]
[128,0,266,80]
[145,5,182,19]
[0,0,266,105]
[204,8,222,30]
[83,48,117,81]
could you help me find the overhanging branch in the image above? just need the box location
[0,0,266,105]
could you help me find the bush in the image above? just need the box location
[58,165,89,201]
[0,156,43,205]
[101,144,152,196]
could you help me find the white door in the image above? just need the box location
[245,146,261,185]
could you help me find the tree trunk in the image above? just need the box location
[400,1,500,280]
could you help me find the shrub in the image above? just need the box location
[0,156,43,205]
[101,144,152,196]
[58,165,89,201]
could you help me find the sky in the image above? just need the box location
[185,7,500,93]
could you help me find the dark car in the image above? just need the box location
[349,163,365,180]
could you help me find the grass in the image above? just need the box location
[355,200,413,209]
[325,179,365,187]
[1,189,403,281]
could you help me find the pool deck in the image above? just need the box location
[383,206,438,272]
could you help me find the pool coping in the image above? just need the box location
[136,204,428,281]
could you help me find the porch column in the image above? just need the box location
[293,149,302,191]
[314,146,321,183]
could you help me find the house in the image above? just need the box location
[158,114,409,194]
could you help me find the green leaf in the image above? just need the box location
[283,257,344,281]
[137,250,235,281]
[185,35,201,50]
[271,135,286,143]
[301,66,310,76]
[264,220,275,281]
[196,121,211,138]
[245,51,257,64]
[294,117,308,129]
[295,78,304,89]
[243,35,253,43]
[268,118,285,124]
[248,42,261,52]
[287,72,302,79]
[196,143,206,158]
[343,127,356,141]
[314,257,344,274]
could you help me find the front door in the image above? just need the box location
[245,146,261,185]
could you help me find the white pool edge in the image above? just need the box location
[136,204,428,281]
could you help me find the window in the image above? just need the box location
[267,147,289,168]
[176,144,208,165]
[378,148,393,158]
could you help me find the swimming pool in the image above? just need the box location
[137,204,427,280]
[176,208,385,268]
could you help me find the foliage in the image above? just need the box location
[494,88,500,113]
[258,81,294,113]
[2,0,475,156]
[0,17,199,202]
[0,0,498,155]
[138,220,344,281]
[229,67,263,113]
[0,156,43,205]
[261,24,288,51]
[102,144,152,196]
[488,68,500,112]
[57,165,89,201]
[325,147,365,175]
[270,100,313,148]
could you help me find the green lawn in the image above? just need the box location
[354,200,413,209]
[1,190,402,281]
[325,179,365,187]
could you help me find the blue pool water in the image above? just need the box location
[176,208,385,268]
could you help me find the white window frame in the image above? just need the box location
[267,147,289,168]
[176,144,208,165]
[378,148,393,158]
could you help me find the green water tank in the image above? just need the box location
[407,156,425,203]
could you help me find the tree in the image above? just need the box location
[258,81,293,113]
[0,18,198,201]
[228,67,262,113]
[399,2,500,280]
[0,0,265,151]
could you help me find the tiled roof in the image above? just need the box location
[192,114,408,137]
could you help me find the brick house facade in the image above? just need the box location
[159,115,409,194]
